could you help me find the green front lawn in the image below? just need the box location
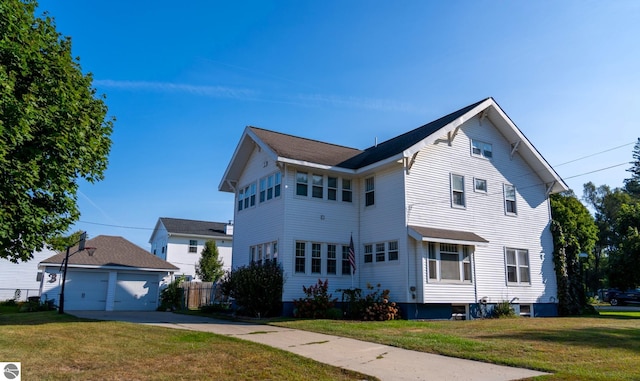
[273,314,640,381]
[0,311,374,381]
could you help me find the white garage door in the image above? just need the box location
[64,271,109,311]
[114,273,159,311]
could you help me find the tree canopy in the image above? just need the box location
[550,191,598,315]
[624,138,640,198]
[195,240,225,282]
[0,0,113,262]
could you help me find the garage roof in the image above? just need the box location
[40,235,179,271]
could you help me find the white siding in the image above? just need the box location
[406,116,556,305]
[0,247,56,300]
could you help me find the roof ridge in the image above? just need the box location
[248,126,363,152]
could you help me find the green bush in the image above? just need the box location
[293,279,338,318]
[159,276,185,311]
[221,260,284,318]
[493,301,516,318]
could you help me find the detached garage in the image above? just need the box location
[39,235,178,311]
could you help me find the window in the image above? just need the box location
[342,245,352,275]
[295,242,306,273]
[312,174,323,198]
[342,179,352,202]
[296,172,308,196]
[259,178,266,202]
[504,184,517,215]
[311,243,321,273]
[240,183,256,210]
[259,172,282,203]
[189,240,198,253]
[365,177,375,206]
[364,244,373,263]
[388,241,398,261]
[474,178,487,193]
[375,243,385,262]
[257,245,263,264]
[237,188,244,211]
[451,174,465,208]
[426,243,473,283]
[471,139,493,159]
[250,246,256,263]
[327,244,337,274]
[506,248,530,285]
[519,304,532,317]
[251,241,279,264]
[327,177,338,201]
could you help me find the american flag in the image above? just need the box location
[349,235,356,275]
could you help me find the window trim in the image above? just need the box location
[505,248,530,286]
[474,178,487,193]
[296,171,308,197]
[504,184,517,215]
[471,139,493,159]
[341,178,353,203]
[188,240,198,253]
[365,176,375,206]
[450,173,466,208]
[425,242,473,284]
[295,241,306,273]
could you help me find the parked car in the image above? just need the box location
[606,289,640,306]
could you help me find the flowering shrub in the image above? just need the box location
[293,279,338,318]
[339,283,401,321]
[362,284,401,321]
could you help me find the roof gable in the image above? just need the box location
[159,217,230,237]
[219,97,568,194]
[39,235,179,271]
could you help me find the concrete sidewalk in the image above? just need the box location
[69,311,548,381]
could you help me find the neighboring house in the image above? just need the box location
[149,217,233,281]
[39,235,178,311]
[0,247,57,301]
[219,97,568,319]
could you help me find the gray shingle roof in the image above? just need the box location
[40,235,179,270]
[159,217,231,238]
[250,98,489,170]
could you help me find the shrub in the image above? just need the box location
[221,260,284,318]
[293,279,338,318]
[339,283,401,321]
[493,300,516,318]
[159,276,185,311]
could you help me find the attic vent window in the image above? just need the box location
[471,139,492,159]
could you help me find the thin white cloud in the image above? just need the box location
[94,79,256,99]
[94,79,423,113]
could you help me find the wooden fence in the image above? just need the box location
[180,281,226,309]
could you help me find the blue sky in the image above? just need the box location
[37,1,640,249]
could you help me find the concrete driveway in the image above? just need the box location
[69,310,548,381]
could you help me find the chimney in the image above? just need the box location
[225,220,234,236]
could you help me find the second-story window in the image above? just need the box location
[451,174,465,208]
[504,184,517,215]
[296,172,308,196]
[342,178,352,202]
[312,174,323,198]
[327,177,338,201]
[365,177,375,206]
[189,240,198,253]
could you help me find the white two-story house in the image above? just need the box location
[219,97,568,319]
[149,217,233,281]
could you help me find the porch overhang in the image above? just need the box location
[408,225,489,247]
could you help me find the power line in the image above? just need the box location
[553,142,635,167]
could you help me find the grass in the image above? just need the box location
[0,311,375,381]
[271,313,640,381]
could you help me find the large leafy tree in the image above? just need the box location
[0,0,113,262]
[608,202,640,289]
[550,191,598,315]
[195,240,225,282]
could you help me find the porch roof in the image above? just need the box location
[408,225,489,246]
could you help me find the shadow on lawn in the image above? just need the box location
[0,311,92,326]
[480,322,640,353]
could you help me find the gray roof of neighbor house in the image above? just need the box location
[39,235,179,270]
[220,97,568,194]
[159,217,231,238]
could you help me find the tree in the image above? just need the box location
[624,138,640,198]
[608,201,640,290]
[47,230,84,252]
[195,240,224,282]
[0,0,113,262]
[550,191,598,315]
[221,260,284,318]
